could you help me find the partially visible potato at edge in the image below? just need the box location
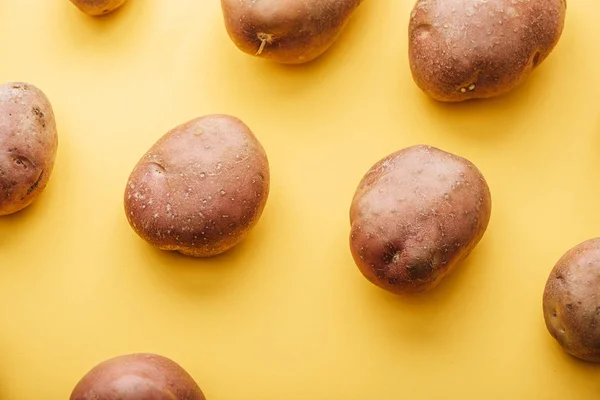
[543,238,600,362]
[409,0,566,101]
[221,0,363,64]
[70,353,206,400]
[124,114,270,257]
[69,0,127,16]
[0,82,58,216]
[350,145,491,294]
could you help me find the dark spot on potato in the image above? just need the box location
[13,155,32,170]
[532,51,542,68]
[381,243,401,264]
[407,259,434,280]
[566,303,574,311]
[27,170,44,195]
[32,106,46,128]
[149,162,166,174]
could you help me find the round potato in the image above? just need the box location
[221,0,363,64]
[124,114,270,257]
[543,238,600,362]
[69,0,127,16]
[70,353,206,400]
[0,82,58,216]
[408,0,566,101]
[350,145,491,294]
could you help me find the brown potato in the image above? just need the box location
[349,145,491,294]
[124,114,270,257]
[543,238,600,362]
[408,0,566,101]
[0,82,58,216]
[70,353,206,400]
[221,0,363,64]
[69,0,127,16]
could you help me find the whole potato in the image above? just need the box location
[0,82,58,216]
[221,0,363,64]
[124,114,270,257]
[70,353,206,400]
[69,0,127,16]
[543,238,600,362]
[350,145,491,294]
[408,0,566,101]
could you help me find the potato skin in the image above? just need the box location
[409,0,566,102]
[70,353,206,400]
[543,238,600,362]
[349,145,491,294]
[221,0,363,64]
[124,114,269,257]
[69,0,127,16]
[0,82,58,216]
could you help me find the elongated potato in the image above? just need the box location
[409,0,566,101]
[69,0,127,16]
[350,145,491,294]
[70,353,206,400]
[124,114,270,257]
[543,238,600,362]
[0,82,58,216]
[221,0,363,64]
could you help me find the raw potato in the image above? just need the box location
[543,238,600,362]
[70,353,206,400]
[408,0,566,101]
[350,145,491,294]
[69,0,127,16]
[0,82,58,216]
[221,0,363,64]
[124,114,270,257]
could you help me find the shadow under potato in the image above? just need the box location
[131,218,269,297]
[353,236,492,342]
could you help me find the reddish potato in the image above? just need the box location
[350,145,491,294]
[221,0,363,64]
[70,353,206,400]
[409,0,566,101]
[124,114,270,257]
[543,238,600,362]
[0,82,58,216]
[69,0,127,16]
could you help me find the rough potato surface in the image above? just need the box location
[70,353,206,400]
[0,82,58,216]
[409,0,566,101]
[221,0,363,64]
[125,115,270,257]
[543,238,600,362]
[350,145,491,294]
[69,0,127,16]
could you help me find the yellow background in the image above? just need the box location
[0,0,598,398]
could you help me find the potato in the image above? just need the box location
[70,353,206,400]
[349,145,491,294]
[221,0,363,64]
[543,238,600,362]
[69,0,127,16]
[408,0,566,101]
[124,114,270,257]
[0,82,58,216]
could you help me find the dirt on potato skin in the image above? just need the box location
[0,82,58,216]
[124,114,270,257]
[350,145,491,294]
[543,238,600,362]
